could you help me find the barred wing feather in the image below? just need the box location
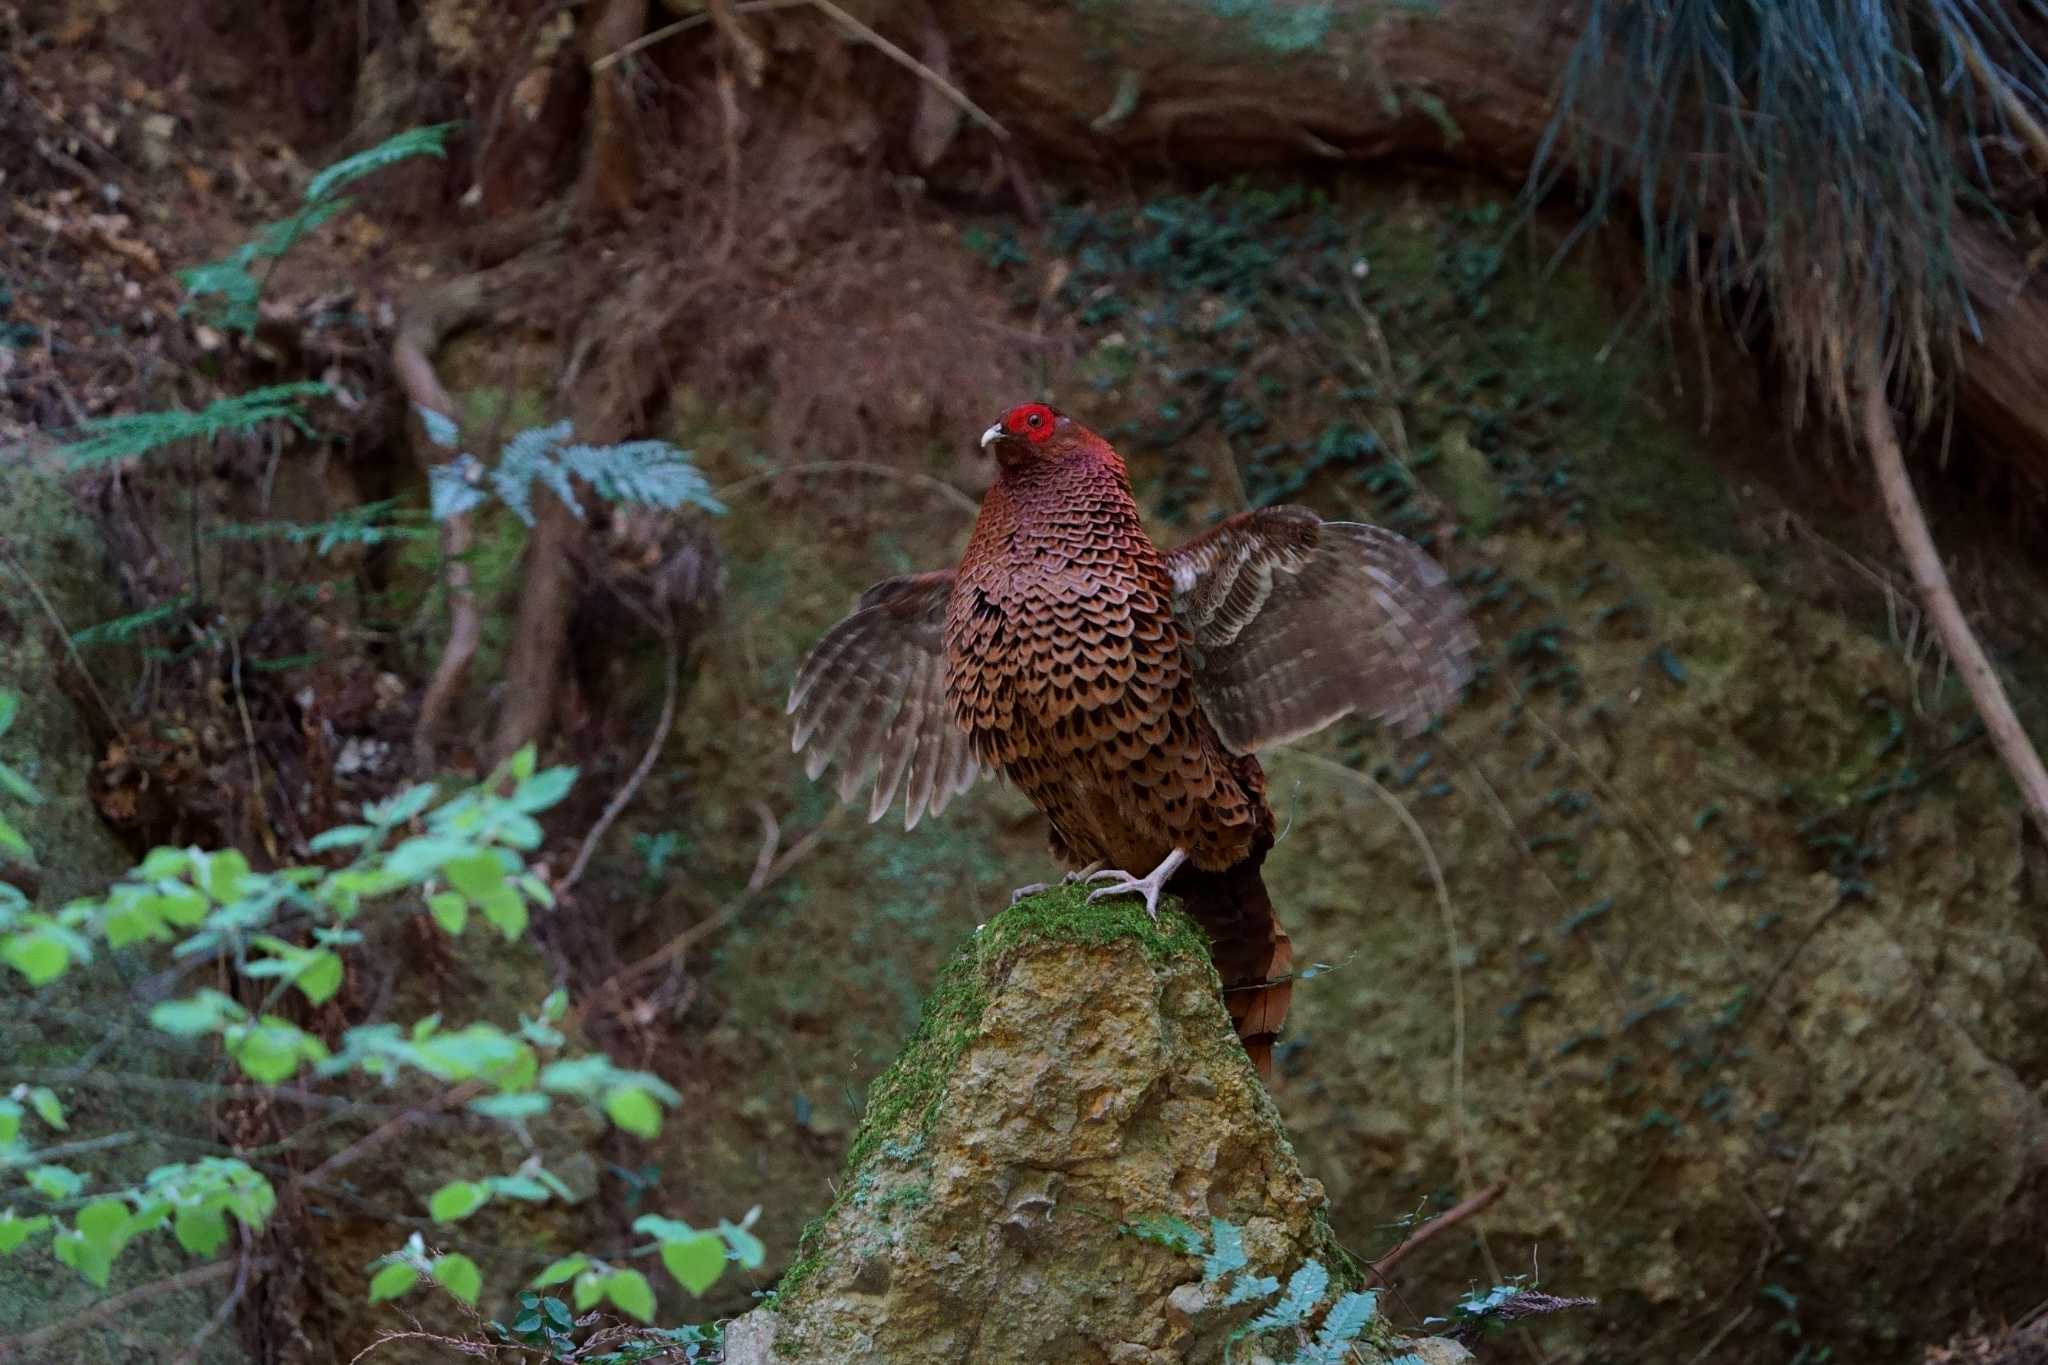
[786,571,980,829]
[1164,506,1477,753]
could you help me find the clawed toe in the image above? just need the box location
[1009,882,1054,906]
[1085,874,1164,920]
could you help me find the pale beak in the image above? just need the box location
[979,423,1005,449]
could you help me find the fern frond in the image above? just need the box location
[71,595,192,648]
[1247,1260,1328,1334]
[489,421,574,525]
[59,383,329,469]
[1223,1272,1280,1307]
[1202,1218,1249,1283]
[431,456,489,522]
[1292,1290,1379,1365]
[1121,1213,1204,1255]
[437,423,723,527]
[210,502,432,555]
[559,441,726,515]
[304,122,460,205]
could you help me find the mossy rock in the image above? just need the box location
[728,888,1371,1364]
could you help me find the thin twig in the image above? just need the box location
[1368,1181,1507,1282]
[0,1259,248,1359]
[170,1228,253,1365]
[808,1,1010,142]
[577,807,839,1019]
[297,1081,486,1191]
[713,460,980,517]
[0,538,118,731]
[590,0,810,73]
[560,630,682,894]
[1269,747,1523,1315]
[1269,749,1469,1170]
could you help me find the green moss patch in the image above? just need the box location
[773,888,1208,1305]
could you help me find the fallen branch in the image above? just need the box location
[1369,1181,1507,1282]
[558,630,681,894]
[395,259,549,769]
[1860,364,2048,843]
[0,1259,252,1359]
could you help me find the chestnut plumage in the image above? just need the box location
[788,404,1477,1074]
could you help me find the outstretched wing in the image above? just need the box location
[1164,505,1477,753]
[786,570,980,829]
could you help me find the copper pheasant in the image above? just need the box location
[787,403,1476,1074]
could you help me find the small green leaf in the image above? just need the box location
[0,1210,52,1253]
[469,1092,550,1121]
[477,885,527,941]
[719,1218,766,1270]
[509,745,538,781]
[3,930,68,985]
[573,1268,605,1311]
[27,1087,64,1131]
[433,1252,483,1306]
[427,892,467,935]
[604,1087,661,1139]
[0,816,29,861]
[428,1181,490,1223]
[660,1232,727,1296]
[294,949,344,1005]
[0,1100,18,1144]
[27,1165,84,1199]
[484,1174,550,1203]
[604,1268,656,1324]
[151,883,209,927]
[368,1261,419,1303]
[150,990,242,1037]
[0,692,16,735]
[174,1207,229,1256]
[541,988,567,1021]
[510,766,576,814]
[364,782,437,827]
[308,824,374,852]
[53,1228,116,1287]
[541,1296,574,1330]
[75,1199,132,1250]
[0,762,42,805]
[530,1253,588,1288]
[444,851,507,903]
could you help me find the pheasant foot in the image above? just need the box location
[1083,848,1189,920]
[1008,861,1106,906]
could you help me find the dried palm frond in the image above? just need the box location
[1533,0,2048,428]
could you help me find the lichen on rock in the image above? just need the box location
[726,887,1348,1363]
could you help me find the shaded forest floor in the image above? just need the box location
[5,7,2048,1364]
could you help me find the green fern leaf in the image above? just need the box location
[304,123,460,205]
[60,384,328,469]
[1248,1260,1328,1334]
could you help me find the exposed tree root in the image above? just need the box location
[1861,364,2048,843]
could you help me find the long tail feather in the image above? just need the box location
[1170,848,1292,1079]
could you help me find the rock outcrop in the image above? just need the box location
[722,889,1389,1364]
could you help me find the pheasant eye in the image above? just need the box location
[1026,412,1043,427]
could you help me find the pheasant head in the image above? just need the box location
[978,402,1125,480]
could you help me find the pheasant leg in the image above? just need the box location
[1009,861,1106,906]
[1083,848,1189,920]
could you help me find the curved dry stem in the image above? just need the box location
[1861,362,2048,843]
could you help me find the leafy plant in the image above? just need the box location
[56,382,330,471]
[0,746,762,1319]
[1122,1214,1383,1364]
[424,416,725,527]
[182,122,457,335]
